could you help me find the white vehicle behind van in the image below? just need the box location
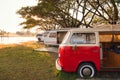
[36,33,44,42]
[44,29,68,46]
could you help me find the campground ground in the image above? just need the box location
[0,41,120,80]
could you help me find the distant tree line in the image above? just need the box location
[16,31,35,36]
[0,29,7,35]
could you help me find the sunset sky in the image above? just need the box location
[0,0,37,32]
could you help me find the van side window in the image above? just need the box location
[70,33,95,44]
[99,34,120,42]
[49,33,57,38]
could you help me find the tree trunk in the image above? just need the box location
[110,0,119,24]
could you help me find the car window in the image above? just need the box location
[49,33,57,38]
[44,32,49,37]
[70,33,96,44]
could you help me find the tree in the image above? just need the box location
[76,0,119,25]
[17,0,120,30]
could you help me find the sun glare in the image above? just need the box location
[0,0,37,33]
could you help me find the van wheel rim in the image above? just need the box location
[82,67,91,76]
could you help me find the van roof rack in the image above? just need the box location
[70,25,120,32]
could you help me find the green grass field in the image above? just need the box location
[0,42,78,80]
[0,42,120,80]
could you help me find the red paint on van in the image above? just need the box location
[58,45,100,72]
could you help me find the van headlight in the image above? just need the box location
[58,54,60,57]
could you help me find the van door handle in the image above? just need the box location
[72,45,77,50]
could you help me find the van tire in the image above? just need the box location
[78,63,96,78]
[38,38,41,42]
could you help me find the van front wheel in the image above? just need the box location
[78,63,96,78]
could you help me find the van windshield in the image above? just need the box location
[62,32,70,44]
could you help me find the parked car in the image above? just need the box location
[44,29,68,46]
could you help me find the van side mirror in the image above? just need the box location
[72,45,77,50]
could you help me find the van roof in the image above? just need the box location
[70,25,120,32]
[48,28,70,32]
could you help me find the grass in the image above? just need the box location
[0,42,79,80]
[0,41,120,80]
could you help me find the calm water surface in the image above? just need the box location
[0,37,37,44]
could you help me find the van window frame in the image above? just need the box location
[67,32,98,45]
[62,31,71,44]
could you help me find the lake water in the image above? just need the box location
[0,37,37,44]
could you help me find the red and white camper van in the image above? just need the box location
[56,25,120,78]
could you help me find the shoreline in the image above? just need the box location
[0,37,37,44]
[0,43,18,49]
[0,41,37,49]
[0,36,35,37]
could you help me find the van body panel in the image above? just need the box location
[58,45,100,72]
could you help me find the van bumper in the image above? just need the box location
[56,58,62,71]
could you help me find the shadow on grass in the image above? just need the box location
[95,71,120,79]
[56,71,79,80]
[56,71,120,80]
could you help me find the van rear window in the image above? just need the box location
[70,33,95,44]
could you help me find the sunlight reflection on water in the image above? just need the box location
[0,37,37,44]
